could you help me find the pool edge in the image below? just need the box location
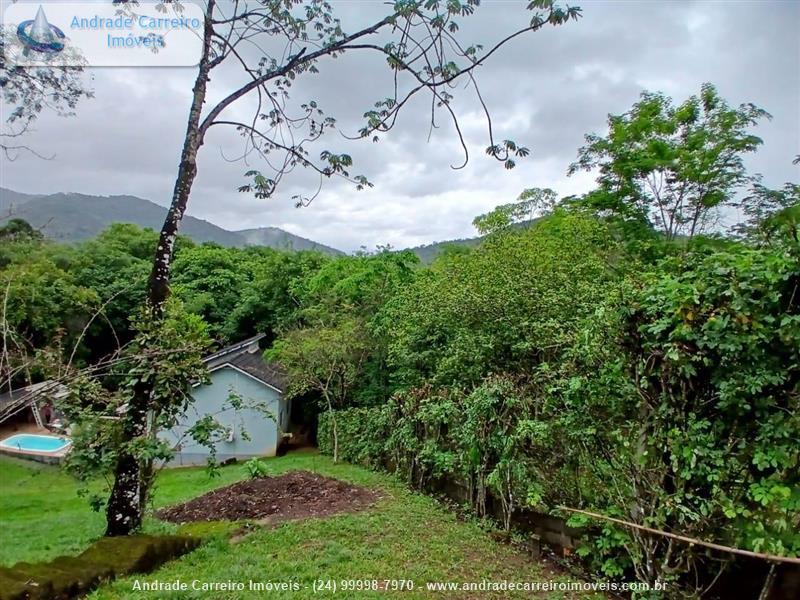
[0,434,71,464]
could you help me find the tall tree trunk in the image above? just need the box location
[105,3,215,536]
[323,390,339,463]
[332,416,339,464]
[103,380,151,535]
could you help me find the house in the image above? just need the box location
[0,381,69,430]
[162,334,290,466]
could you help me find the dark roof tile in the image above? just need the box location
[227,351,287,392]
[202,335,287,392]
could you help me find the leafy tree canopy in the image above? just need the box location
[569,83,770,241]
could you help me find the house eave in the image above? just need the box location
[205,362,284,394]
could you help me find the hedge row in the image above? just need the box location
[318,407,388,468]
[0,534,201,600]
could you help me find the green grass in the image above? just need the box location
[1,452,604,599]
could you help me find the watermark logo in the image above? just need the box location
[4,2,204,67]
[16,6,65,55]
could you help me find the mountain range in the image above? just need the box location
[0,188,343,255]
[0,188,491,262]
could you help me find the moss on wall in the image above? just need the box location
[0,534,201,600]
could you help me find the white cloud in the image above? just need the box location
[2,0,797,252]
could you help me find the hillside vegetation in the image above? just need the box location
[1,84,798,599]
[0,188,342,254]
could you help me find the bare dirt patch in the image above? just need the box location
[156,470,381,525]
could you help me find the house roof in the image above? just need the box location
[203,333,266,363]
[0,381,67,408]
[0,381,69,422]
[203,334,287,392]
[226,350,288,392]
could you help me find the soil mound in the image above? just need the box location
[157,470,380,524]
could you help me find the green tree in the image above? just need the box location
[569,83,769,241]
[472,188,557,235]
[171,245,254,340]
[91,223,192,261]
[0,219,47,269]
[224,248,329,343]
[269,249,419,460]
[269,319,369,463]
[106,0,581,535]
[576,246,800,592]
[0,218,43,242]
[735,177,799,248]
[0,256,99,354]
[69,225,195,361]
[293,250,419,404]
[385,209,622,388]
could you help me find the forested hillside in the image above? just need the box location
[0,188,343,254]
[1,85,798,598]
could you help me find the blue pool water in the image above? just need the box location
[0,434,71,453]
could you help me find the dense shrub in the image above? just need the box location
[602,247,800,583]
[318,226,800,597]
[318,407,390,468]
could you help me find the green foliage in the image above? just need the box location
[223,248,329,343]
[570,83,770,241]
[243,457,270,479]
[313,207,799,596]
[91,223,175,261]
[472,187,556,235]
[314,213,627,527]
[0,223,329,366]
[270,319,370,406]
[735,177,799,248]
[69,226,159,361]
[553,245,800,591]
[270,250,420,414]
[318,407,390,468]
[270,318,372,463]
[0,223,199,368]
[383,209,623,388]
[631,248,799,554]
[60,300,213,503]
[0,218,43,243]
[172,245,254,340]
[0,250,99,355]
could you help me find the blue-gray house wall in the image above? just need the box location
[161,365,289,466]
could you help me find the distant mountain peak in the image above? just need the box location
[0,187,343,255]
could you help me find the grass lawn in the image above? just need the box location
[1,451,604,599]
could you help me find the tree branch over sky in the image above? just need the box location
[101,0,581,536]
[0,25,92,160]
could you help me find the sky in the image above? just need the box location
[2,0,799,252]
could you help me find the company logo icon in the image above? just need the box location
[17,6,65,54]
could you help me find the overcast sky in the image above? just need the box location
[2,0,798,252]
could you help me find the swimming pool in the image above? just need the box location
[0,433,71,454]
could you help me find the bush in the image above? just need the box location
[318,407,390,467]
[317,238,800,597]
[243,457,270,479]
